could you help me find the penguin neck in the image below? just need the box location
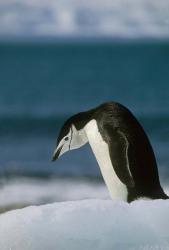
[84,119,128,201]
[70,111,93,148]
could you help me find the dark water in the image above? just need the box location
[0,41,169,182]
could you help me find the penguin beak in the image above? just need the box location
[52,145,63,161]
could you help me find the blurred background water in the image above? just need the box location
[0,0,169,210]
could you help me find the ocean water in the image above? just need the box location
[0,41,169,185]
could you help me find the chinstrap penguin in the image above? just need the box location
[52,102,168,202]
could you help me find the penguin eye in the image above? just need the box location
[64,137,69,141]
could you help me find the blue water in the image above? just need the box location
[0,41,169,182]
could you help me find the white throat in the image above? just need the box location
[84,119,128,201]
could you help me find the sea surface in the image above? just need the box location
[0,40,169,185]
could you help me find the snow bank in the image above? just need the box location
[0,199,169,250]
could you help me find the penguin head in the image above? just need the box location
[52,117,88,161]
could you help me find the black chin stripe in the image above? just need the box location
[69,127,73,150]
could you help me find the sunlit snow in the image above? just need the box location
[0,199,169,250]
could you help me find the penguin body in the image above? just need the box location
[85,119,128,201]
[52,102,168,202]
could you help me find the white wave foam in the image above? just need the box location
[0,0,169,38]
[0,178,108,206]
[0,199,169,250]
[0,177,168,207]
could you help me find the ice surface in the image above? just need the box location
[0,199,169,250]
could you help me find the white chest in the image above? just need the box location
[85,119,128,201]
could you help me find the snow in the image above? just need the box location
[0,199,169,250]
